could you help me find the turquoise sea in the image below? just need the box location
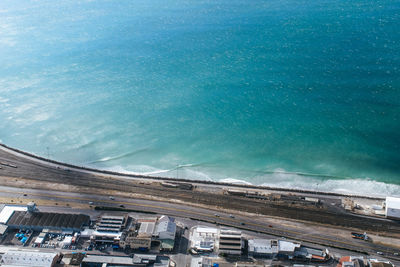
[0,0,399,196]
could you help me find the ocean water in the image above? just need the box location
[1,0,399,196]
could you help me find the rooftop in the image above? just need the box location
[0,205,27,224]
[278,240,301,252]
[7,211,90,230]
[386,197,400,209]
[1,250,59,267]
[248,239,278,254]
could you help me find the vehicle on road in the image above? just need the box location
[214,214,220,217]
[109,196,115,200]
[229,214,234,218]
[88,201,94,205]
[240,222,245,225]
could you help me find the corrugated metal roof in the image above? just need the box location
[7,211,89,230]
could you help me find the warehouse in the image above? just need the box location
[6,210,90,232]
[385,197,400,220]
[0,250,61,267]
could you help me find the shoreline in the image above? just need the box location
[0,143,387,200]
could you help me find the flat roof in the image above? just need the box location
[2,250,58,267]
[386,197,400,209]
[195,227,218,234]
[278,240,300,252]
[82,255,133,264]
[248,239,278,254]
[0,205,27,224]
[139,221,155,235]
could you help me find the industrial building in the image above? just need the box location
[119,218,157,250]
[385,197,400,220]
[218,229,242,255]
[79,253,170,267]
[190,226,218,253]
[96,215,127,233]
[248,239,278,258]
[0,205,27,224]
[0,203,90,233]
[337,256,395,267]
[293,246,328,261]
[0,250,61,267]
[6,210,90,232]
[154,215,176,251]
[277,240,301,259]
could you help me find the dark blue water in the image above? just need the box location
[1,0,399,195]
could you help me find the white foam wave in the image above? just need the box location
[99,165,399,197]
[258,171,400,197]
[219,178,253,185]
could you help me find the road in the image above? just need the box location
[0,185,399,264]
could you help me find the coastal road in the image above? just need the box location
[1,143,399,236]
[0,185,399,262]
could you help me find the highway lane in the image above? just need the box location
[0,185,399,261]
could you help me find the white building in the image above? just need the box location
[190,226,218,252]
[248,239,278,257]
[0,205,27,224]
[385,197,400,220]
[0,250,61,267]
[155,215,176,240]
[155,216,176,251]
[278,240,301,259]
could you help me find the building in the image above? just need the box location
[190,226,218,253]
[336,256,394,267]
[0,250,61,267]
[248,239,278,258]
[277,240,301,259]
[369,259,395,267]
[90,230,122,245]
[0,224,9,237]
[119,218,157,251]
[0,205,27,224]
[154,215,176,251]
[294,246,328,261]
[96,215,127,233]
[385,197,400,220]
[218,229,242,255]
[80,254,168,267]
[5,205,90,232]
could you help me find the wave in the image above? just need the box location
[257,170,400,197]
[88,148,149,164]
[103,164,400,197]
[219,178,253,185]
